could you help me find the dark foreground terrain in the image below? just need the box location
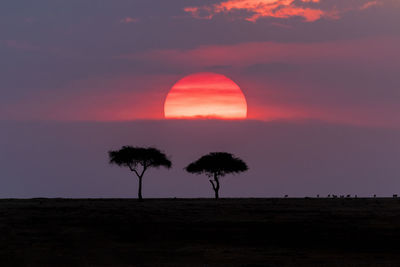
[1,198,400,266]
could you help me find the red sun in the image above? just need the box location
[164,73,247,119]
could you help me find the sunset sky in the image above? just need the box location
[1,0,399,198]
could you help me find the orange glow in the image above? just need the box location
[184,0,331,22]
[164,73,247,119]
[215,0,324,22]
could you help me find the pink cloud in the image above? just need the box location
[184,0,383,22]
[125,37,400,69]
[360,1,380,10]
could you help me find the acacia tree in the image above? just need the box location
[108,146,172,200]
[185,152,248,199]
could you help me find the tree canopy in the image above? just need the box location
[185,152,248,177]
[109,146,172,170]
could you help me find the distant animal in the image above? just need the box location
[317,194,320,198]
[374,194,377,198]
[328,194,331,198]
[393,194,398,198]
[346,195,351,198]
[284,195,288,198]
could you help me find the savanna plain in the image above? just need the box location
[1,198,400,266]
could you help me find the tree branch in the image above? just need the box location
[128,164,140,178]
[209,180,216,191]
[140,164,147,178]
[213,173,220,191]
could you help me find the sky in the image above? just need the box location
[1,0,399,197]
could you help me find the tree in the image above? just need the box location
[185,152,248,199]
[108,146,172,200]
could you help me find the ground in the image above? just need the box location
[1,198,400,266]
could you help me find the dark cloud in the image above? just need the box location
[244,62,299,74]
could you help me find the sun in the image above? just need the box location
[164,73,247,119]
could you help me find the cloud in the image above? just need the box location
[0,40,39,51]
[244,62,298,74]
[0,73,177,122]
[360,1,380,10]
[125,37,400,69]
[184,0,383,22]
[120,17,139,24]
[24,17,35,24]
[184,0,329,22]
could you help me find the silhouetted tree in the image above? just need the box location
[108,146,171,200]
[185,152,248,199]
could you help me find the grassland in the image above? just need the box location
[1,198,400,266]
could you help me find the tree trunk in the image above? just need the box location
[214,187,219,199]
[213,173,220,200]
[138,176,143,201]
